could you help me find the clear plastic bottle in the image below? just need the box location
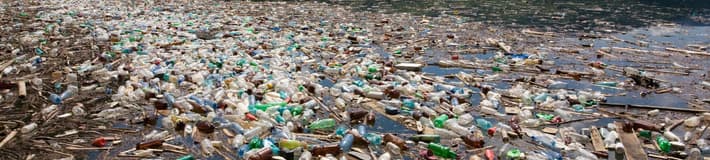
[445,119,471,136]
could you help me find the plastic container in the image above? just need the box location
[340,134,354,152]
[427,143,457,158]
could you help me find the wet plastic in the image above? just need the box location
[433,114,449,128]
[308,118,336,130]
[340,134,354,152]
[657,136,671,153]
[428,143,457,158]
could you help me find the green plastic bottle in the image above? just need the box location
[308,118,336,130]
[279,139,305,150]
[595,81,618,87]
[637,130,651,139]
[656,136,671,153]
[249,137,263,149]
[409,134,441,143]
[536,113,555,121]
[177,155,195,160]
[368,66,378,73]
[492,66,503,72]
[254,102,287,111]
[289,106,303,116]
[428,143,457,158]
[433,115,449,128]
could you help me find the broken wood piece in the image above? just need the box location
[18,80,26,98]
[665,47,710,56]
[590,126,606,152]
[522,29,554,36]
[486,38,511,53]
[394,63,423,71]
[65,146,113,150]
[541,127,558,134]
[615,122,648,160]
[596,50,618,58]
[0,130,18,148]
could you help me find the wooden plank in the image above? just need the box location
[590,126,606,152]
[616,122,649,160]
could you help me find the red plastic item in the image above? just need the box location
[419,149,437,160]
[451,54,460,60]
[552,116,563,123]
[487,127,497,136]
[92,137,107,147]
[485,149,495,160]
[245,113,258,121]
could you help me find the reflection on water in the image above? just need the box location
[320,0,710,32]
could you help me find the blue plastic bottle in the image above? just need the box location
[340,134,354,152]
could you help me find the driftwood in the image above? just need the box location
[590,126,606,152]
[615,122,648,160]
[665,47,710,56]
[0,130,18,148]
[600,102,710,113]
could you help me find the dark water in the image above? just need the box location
[320,0,710,32]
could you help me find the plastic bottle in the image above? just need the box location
[445,119,471,136]
[427,143,457,158]
[335,125,348,136]
[520,119,541,127]
[378,152,391,160]
[279,139,306,150]
[480,106,504,117]
[485,149,495,160]
[531,135,558,152]
[50,85,78,104]
[177,155,195,160]
[201,139,215,155]
[308,118,336,130]
[476,118,493,131]
[357,125,367,136]
[543,150,562,160]
[340,134,354,152]
[433,114,448,128]
[656,136,671,153]
[386,142,401,154]
[458,113,474,126]
[365,133,382,145]
[604,131,618,148]
[164,93,175,108]
[462,135,485,148]
[298,150,312,160]
[409,134,441,143]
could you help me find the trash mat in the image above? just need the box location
[0,0,709,160]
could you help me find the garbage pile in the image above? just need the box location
[1,0,709,160]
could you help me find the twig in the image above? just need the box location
[0,130,18,148]
[307,94,343,122]
[541,116,618,126]
[65,146,112,150]
[466,145,495,153]
[665,47,710,56]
